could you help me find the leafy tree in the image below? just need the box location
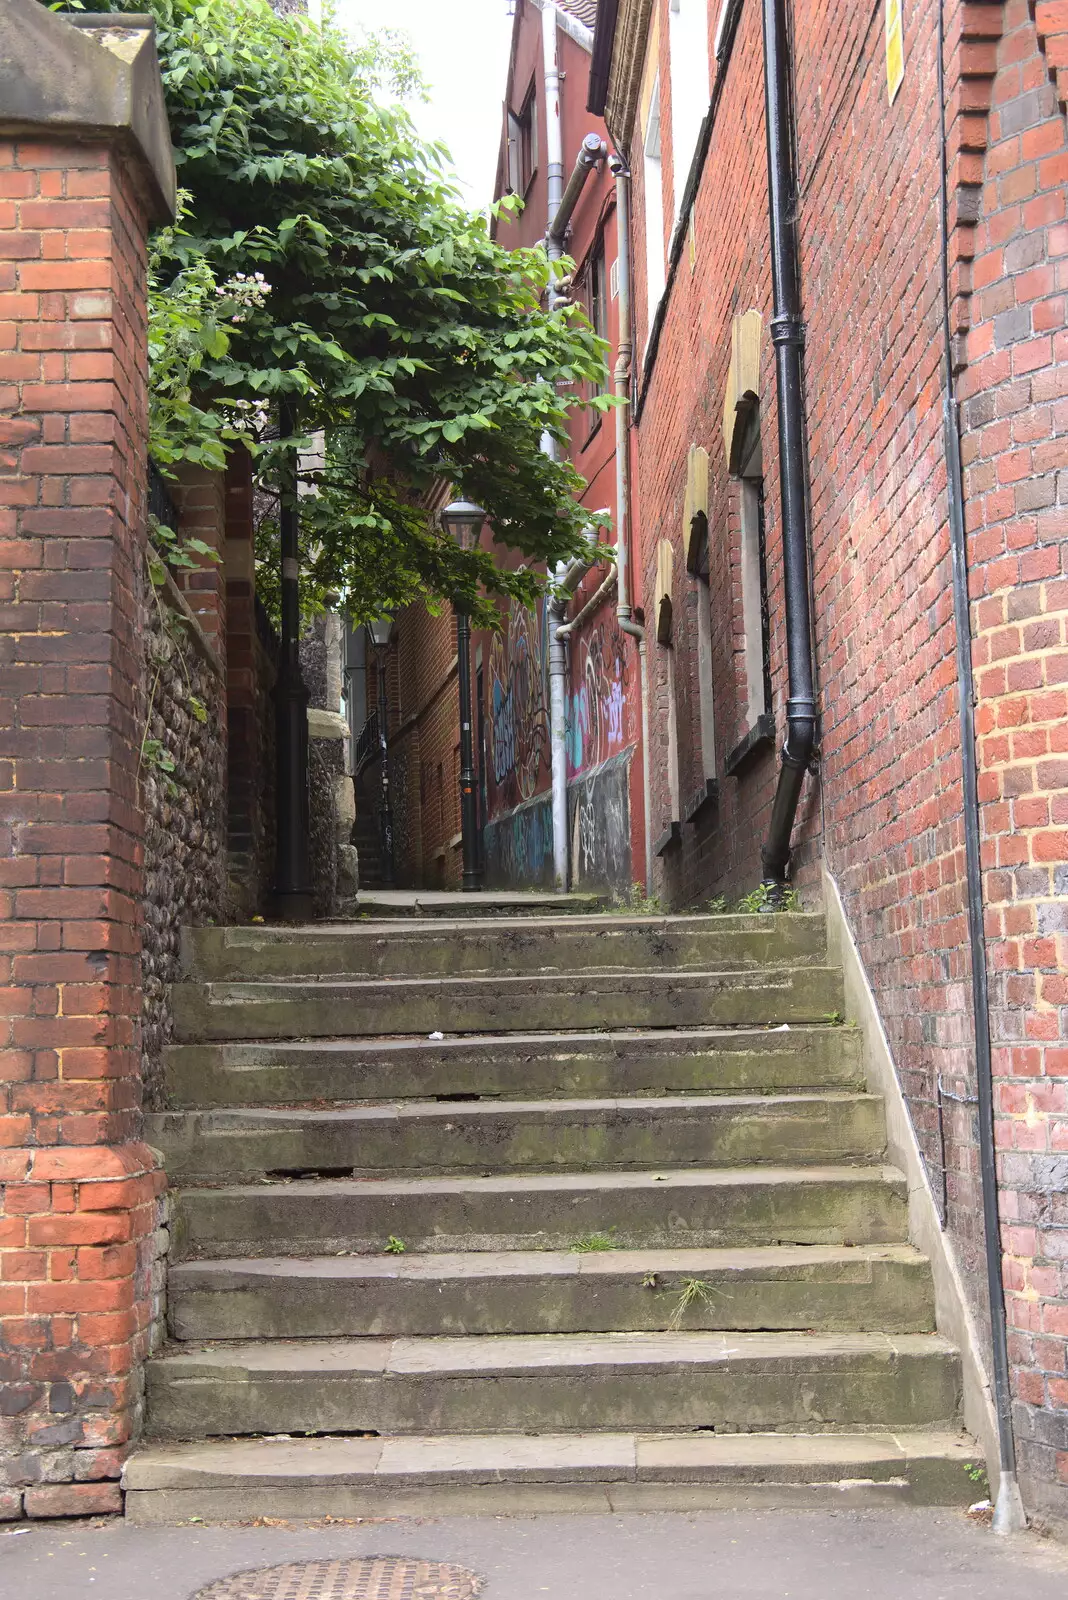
[51,0,612,624]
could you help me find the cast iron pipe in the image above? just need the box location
[935,0,1026,1534]
[758,0,817,900]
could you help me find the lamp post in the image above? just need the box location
[440,498,486,892]
[366,616,395,889]
[274,397,313,920]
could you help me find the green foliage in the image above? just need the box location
[610,883,663,916]
[60,0,614,624]
[384,1235,407,1255]
[568,1230,617,1254]
[667,1277,720,1331]
[705,884,802,915]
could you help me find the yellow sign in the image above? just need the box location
[886,0,905,103]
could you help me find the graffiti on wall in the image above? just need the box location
[489,599,549,805]
[566,620,630,778]
[568,750,632,891]
[483,792,554,888]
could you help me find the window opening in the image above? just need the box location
[669,0,710,219]
[507,83,538,196]
[643,76,666,342]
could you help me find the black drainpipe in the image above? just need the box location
[759,0,818,900]
[935,0,1025,1535]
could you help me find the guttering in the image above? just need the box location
[935,0,1026,1536]
[610,155,652,892]
[548,131,609,256]
[757,0,817,900]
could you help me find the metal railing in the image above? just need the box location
[354,709,381,776]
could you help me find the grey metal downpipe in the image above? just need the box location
[548,132,608,256]
[548,544,598,890]
[543,4,565,260]
[758,0,817,900]
[609,155,652,892]
[935,0,1026,1536]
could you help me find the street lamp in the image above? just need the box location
[440,498,486,892]
[366,616,395,888]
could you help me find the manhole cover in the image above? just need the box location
[191,1558,483,1600]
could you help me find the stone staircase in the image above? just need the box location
[124,907,979,1521]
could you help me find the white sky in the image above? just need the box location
[333,0,515,207]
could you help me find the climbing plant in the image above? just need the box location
[51,0,614,625]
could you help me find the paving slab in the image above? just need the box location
[4,1507,1068,1600]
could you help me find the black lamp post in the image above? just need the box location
[367,616,395,889]
[440,498,486,893]
[274,397,313,920]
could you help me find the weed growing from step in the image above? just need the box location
[667,1277,721,1331]
[569,1230,617,1253]
[735,884,801,914]
[384,1236,407,1254]
[610,884,663,915]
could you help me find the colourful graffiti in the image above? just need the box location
[566,620,630,778]
[489,599,549,803]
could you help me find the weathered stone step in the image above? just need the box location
[173,1164,908,1259]
[123,1428,979,1521]
[163,1026,864,1108]
[356,890,607,918]
[184,913,827,981]
[143,1331,961,1440]
[171,967,847,1042]
[148,1092,885,1182]
[168,1243,935,1341]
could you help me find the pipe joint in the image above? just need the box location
[579,132,608,169]
[769,312,805,349]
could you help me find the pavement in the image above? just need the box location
[4,1507,1068,1600]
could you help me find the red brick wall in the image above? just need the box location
[960,0,1068,1519]
[0,137,164,1517]
[389,602,460,889]
[624,0,1068,1521]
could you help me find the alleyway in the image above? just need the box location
[4,1508,1068,1599]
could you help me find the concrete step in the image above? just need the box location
[123,1428,980,1521]
[143,1331,962,1439]
[183,913,828,981]
[171,967,847,1042]
[173,1164,909,1259]
[147,1093,886,1182]
[355,891,607,918]
[163,1026,864,1108]
[168,1243,936,1341]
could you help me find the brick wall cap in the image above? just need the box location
[0,0,176,221]
[20,1143,164,1183]
[308,708,349,741]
